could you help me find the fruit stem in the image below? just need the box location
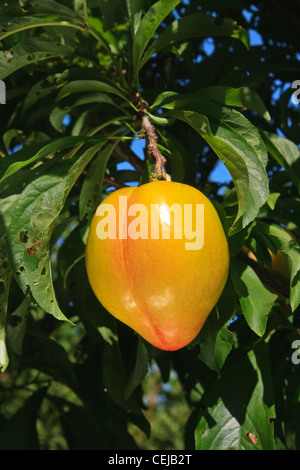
[141,115,171,181]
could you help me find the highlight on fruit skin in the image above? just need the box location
[85,181,230,351]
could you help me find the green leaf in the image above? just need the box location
[256,222,300,311]
[56,80,130,104]
[267,192,281,210]
[56,222,85,288]
[132,0,182,74]
[230,258,277,336]
[23,324,78,391]
[261,131,300,195]
[125,338,160,400]
[22,67,111,115]
[6,142,104,322]
[102,339,142,414]
[196,86,271,122]
[50,93,118,131]
[198,323,234,375]
[0,135,101,183]
[0,195,19,372]
[165,106,269,233]
[126,0,143,37]
[0,37,77,80]
[62,256,118,346]
[158,131,185,183]
[79,142,120,223]
[197,279,237,374]
[6,297,30,358]
[195,342,276,450]
[0,15,83,42]
[140,13,249,68]
[0,0,79,20]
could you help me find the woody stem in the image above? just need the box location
[141,115,169,180]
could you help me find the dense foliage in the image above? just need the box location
[0,0,299,450]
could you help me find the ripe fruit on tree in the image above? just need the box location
[85,181,229,351]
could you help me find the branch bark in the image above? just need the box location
[103,175,127,189]
[141,115,170,181]
[112,141,146,174]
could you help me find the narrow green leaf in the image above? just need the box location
[150,91,178,110]
[197,279,237,374]
[0,16,83,42]
[125,338,160,400]
[132,0,182,74]
[0,0,79,20]
[195,342,276,450]
[56,79,129,103]
[0,195,19,372]
[231,258,277,336]
[50,93,118,131]
[22,67,112,115]
[79,142,120,223]
[0,135,101,183]
[126,0,143,37]
[141,13,249,68]
[0,37,77,80]
[102,340,141,413]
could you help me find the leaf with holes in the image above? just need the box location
[0,37,77,80]
[6,142,104,321]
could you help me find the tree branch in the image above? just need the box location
[141,115,170,181]
[112,141,146,174]
[103,175,127,189]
